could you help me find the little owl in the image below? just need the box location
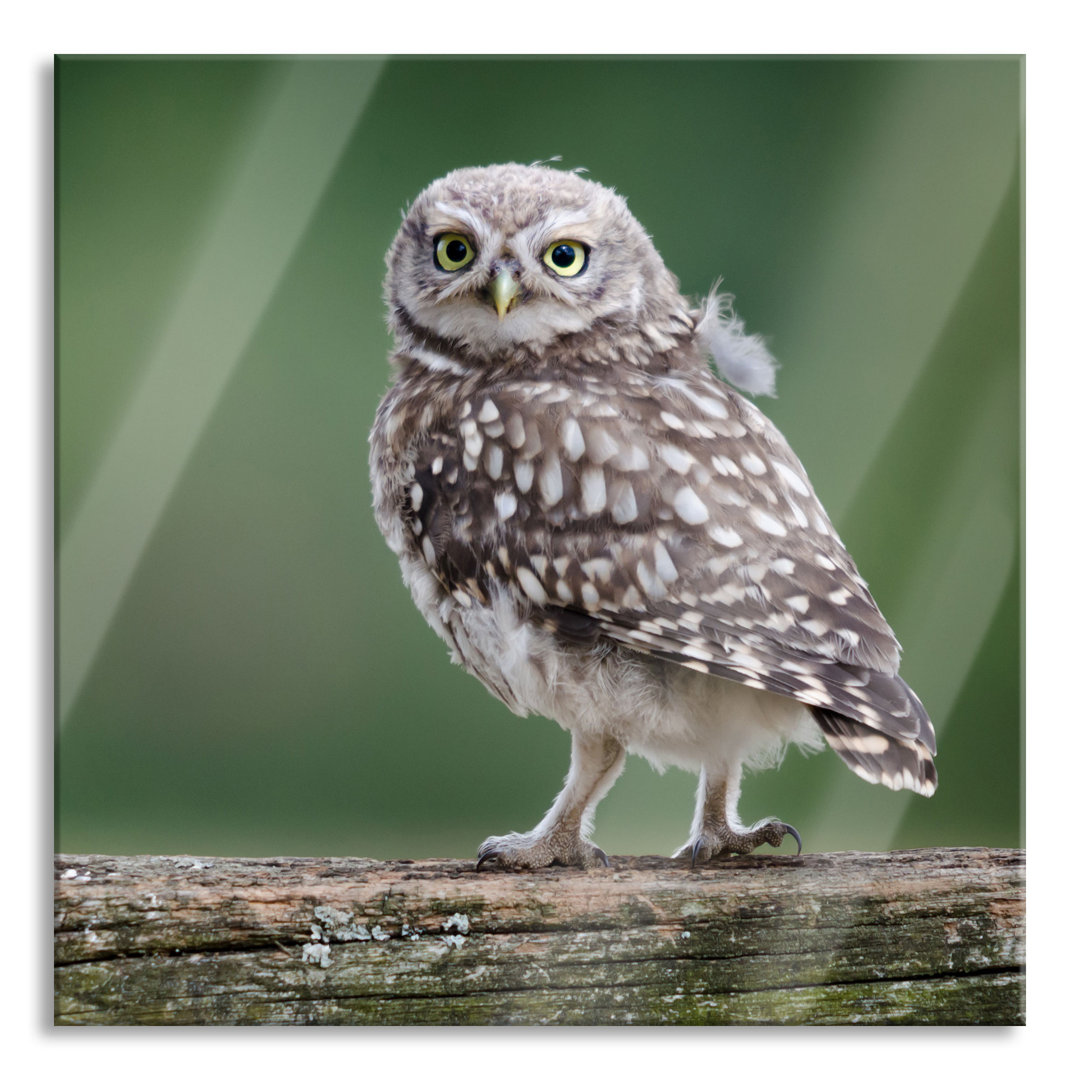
[370,162,936,869]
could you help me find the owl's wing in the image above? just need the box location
[407,369,936,789]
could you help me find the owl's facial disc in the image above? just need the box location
[483,239,588,321]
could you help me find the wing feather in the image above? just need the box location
[402,367,935,768]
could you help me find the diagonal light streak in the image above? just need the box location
[805,336,1018,847]
[795,149,1021,851]
[58,59,384,725]
[773,62,1021,524]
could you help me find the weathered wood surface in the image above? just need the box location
[54,847,1024,1026]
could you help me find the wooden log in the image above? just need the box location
[54,847,1024,1025]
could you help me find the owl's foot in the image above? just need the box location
[677,819,802,865]
[477,733,624,871]
[477,830,611,871]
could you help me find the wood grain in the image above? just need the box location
[54,847,1024,1025]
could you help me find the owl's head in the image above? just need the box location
[385,163,682,359]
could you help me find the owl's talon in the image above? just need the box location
[690,837,705,868]
[778,822,802,855]
[682,817,804,863]
[754,819,802,854]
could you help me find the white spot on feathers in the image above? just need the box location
[538,456,563,506]
[516,566,549,605]
[514,458,534,493]
[580,466,607,514]
[836,732,891,755]
[740,452,767,475]
[772,458,810,496]
[636,560,667,599]
[560,418,586,461]
[672,486,709,525]
[750,508,787,536]
[610,480,638,524]
[653,541,679,583]
[461,420,482,460]
[585,426,621,464]
[494,491,518,520]
[659,444,695,474]
[707,524,743,548]
[505,412,526,448]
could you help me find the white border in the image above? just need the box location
[7,0,1072,1066]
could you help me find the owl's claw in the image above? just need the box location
[780,822,803,856]
[683,818,803,864]
[690,837,706,868]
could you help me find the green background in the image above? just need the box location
[56,57,1022,858]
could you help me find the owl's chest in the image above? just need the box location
[371,374,605,719]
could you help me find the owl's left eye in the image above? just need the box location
[434,233,476,272]
[543,240,589,277]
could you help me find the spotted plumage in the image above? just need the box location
[370,163,936,869]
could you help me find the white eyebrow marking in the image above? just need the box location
[431,202,486,239]
[510,207,603,261]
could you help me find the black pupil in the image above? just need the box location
[551,244,576,268]
[446,239,468,263]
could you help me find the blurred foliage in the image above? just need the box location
[56,56,1021,857]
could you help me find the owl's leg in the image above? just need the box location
[677,764,802,864]
[477,732,625,870]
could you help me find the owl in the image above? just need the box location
[370,162,936,869]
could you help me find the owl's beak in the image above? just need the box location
[488,268,521,321]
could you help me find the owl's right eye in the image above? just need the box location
[434,233,475,272]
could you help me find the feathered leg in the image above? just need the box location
[478,732,625,870]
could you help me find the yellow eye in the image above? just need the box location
[543,240,588,277]
[434,233,475,272]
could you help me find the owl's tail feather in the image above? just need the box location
[812,707,938,797]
